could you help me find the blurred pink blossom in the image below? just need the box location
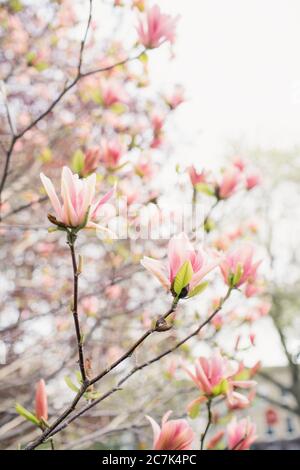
[137,5,178,49]
[82,148,101,176]
[146,411,195,450]
[99,138,124,169]
[188,166,206,187]
[218,167,241,199]
[227,417,257,450]
[220,245,261,288]
[245,170,262,190]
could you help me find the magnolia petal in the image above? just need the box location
[91,185,115,219]
[140,256,170,290]
[145,415,161,449]
[40,173,63,221]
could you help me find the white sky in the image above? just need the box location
[150,0,300,165]
[85,1,300,366]
[150,0,299,366]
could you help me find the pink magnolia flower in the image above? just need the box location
[188,166,206,187]
[135,159,155,180]
[146,411,195,450]
[82,147,101,176]
[137,5,178,49]
[258,301,271,316]
[220,245,261,288]
[35,379,48,421]
[165,85,185,109]
[185,352,256,411]
[40,166,114,232]
[244,278,264,298]
[100,80,128,107]
[207,430,225,450]
[81,296,99,316]
[232,155,247,172]
[99,138,124,169]
[151,112,165,134]
[141,233,220,296]
[185,352,238,396]
[245,170,262,190]
[151,135,164,149]
[246,170,262,191]
[217,167,241,199]
[227,417,257,450]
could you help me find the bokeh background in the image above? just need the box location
[0,0,300,450]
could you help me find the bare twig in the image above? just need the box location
[200,400,212,450]
[30,288,232,446]
[0,0,145,219]
[23,297,179,450]
[67,233,87,384]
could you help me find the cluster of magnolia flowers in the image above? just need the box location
[188,155,262,200]
[21,357,257,450]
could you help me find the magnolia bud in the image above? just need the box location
[35,379,48,421]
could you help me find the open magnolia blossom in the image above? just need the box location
[185,352,256,414]
[187,165,206,187]
[227,417,257,450]
[137,5,178,49]
[220,244,261,288]
[146,411,195,450]
[217,167,241,199]
[40,166,115,233]
[141,232,220,298]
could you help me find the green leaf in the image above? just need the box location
[26,51,36,65]
[38,147,52,163]
[35,61,48,72]
[212,379,229,396]
[10,0,23,12]
[195,183,215,196]
[64,376,80,393]
[232,263,243,286]
[188,281,209,298]
[15,403,40,426]
[110,103,126,114]
[188,400,201,419]
[173,260,193,296]
[139,52,148,64]
[71,149,85,174]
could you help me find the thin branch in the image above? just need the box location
[0,0,144,217]
[33,288,233,445]
[88,297,178,387]
[67,234,87,384]
[77,0,93,75]
[256,392,299,416]
[200,400,212,450]
[23,297,179,450]
[0,81,16,137]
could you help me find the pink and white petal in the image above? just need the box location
[40,173,63,220]
[162,410,173,426]
[145,415,161,449]
[86,221,116,238]
[140,257,170,290]
[168,233,193,281]
[81,173,96,215]
[91,185,115,219]
[231,380,257,389]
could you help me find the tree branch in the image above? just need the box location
[29,287,233,446]
[200,400,212,450]
[67,234,87,384]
